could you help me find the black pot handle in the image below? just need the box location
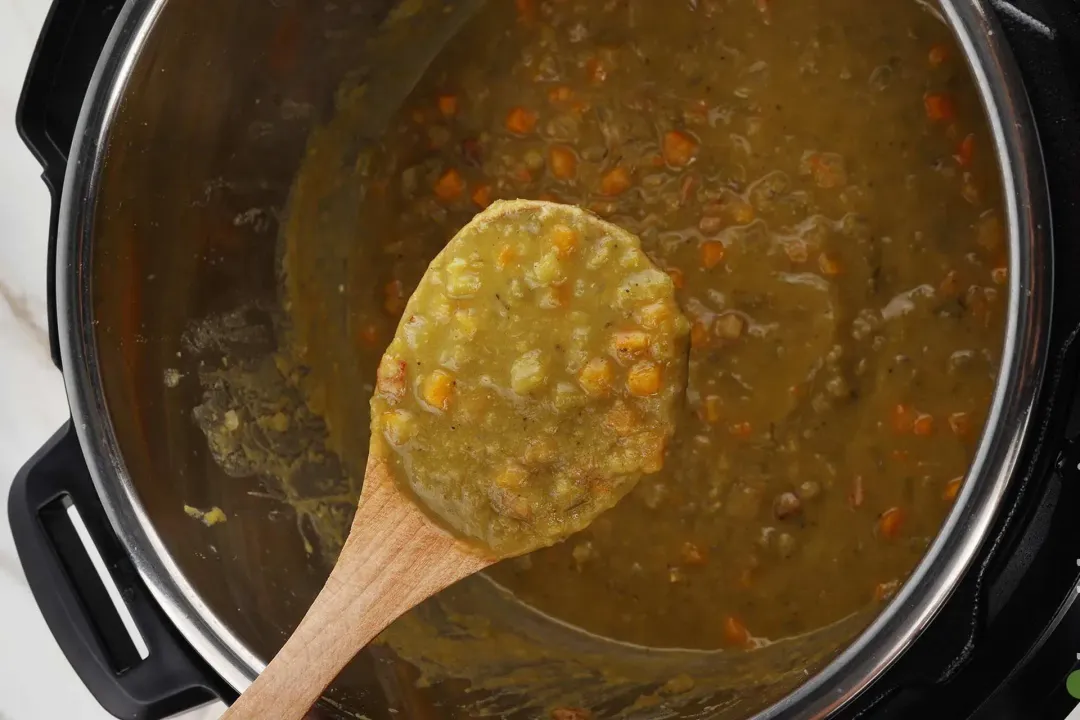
[17,0,125,369]
[8,423,236,719]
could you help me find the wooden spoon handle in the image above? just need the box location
[221,460,492,720]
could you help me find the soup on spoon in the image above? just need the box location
[223,199,690,719]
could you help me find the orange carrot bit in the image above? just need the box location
[928,44,949,66]
[515,0,537,22]
[662,130,699,167]
[359,322,381,346]
[437,94,458,118]
[955,133,975,167]
[701,241,726,269]
[434,168,465,202]
[496,244,516,270]
[680,541,708,566]
[513,167,534,184]
[666,267,685,289]
[939,270,960,299]
[547,85,574,104]
[600,166,632,196]
[505,107,538,135]
[699,395,722,424]
[913,413,935,437]
[944,476,963,501]
[471,183,493,209]
[924,93,955,122]
[948,411,972,438]
[891,403,915,434]
[549,145,578,180]
[730,421,753,439]
[722,616,752,648]
[690,320,710,349]
[649,153,666,167]
[818,253,843,276]
[877,507,905,539]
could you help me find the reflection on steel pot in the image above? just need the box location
[15,0,1052,718]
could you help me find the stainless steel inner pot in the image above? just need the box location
[56,0,1052,717]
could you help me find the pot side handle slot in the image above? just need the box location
[7,423,234,720]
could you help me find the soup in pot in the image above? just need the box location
[282,0,1007,653]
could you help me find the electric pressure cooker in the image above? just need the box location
[10,0,1080,718]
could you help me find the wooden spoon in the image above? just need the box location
[221,200,689,719]
[220,450,493,719]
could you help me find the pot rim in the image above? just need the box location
[54,0,1053,716]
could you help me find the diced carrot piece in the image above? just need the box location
[515,0,536,21]
[434,168,465,202]
[944,476,963,501]
[700,395,722,424]
[956,133,975,167]
[690,320,709,348]
[928,44,949,66]
[680,541,707,566]
[496,244,515,270]
[913,413,935,437]
[513,167,533,184]
[878,507,905,539]
[924,93,954,122]
[662,130,698,167]
[627,362,662,396]
[948,411,972,438]
[730,421,753,439]
[422,369,456,411]
[818,253,843,276]
[891,403,915,434]
[579,358,614,397]
[472,183,492,208]
[613,331,650,356]
[552,225,579,257]
[722,616,751,648]
[548,86,574,104]
[666,267,685,289]
[505,107,537,135]
[359,322,380,346]
[549,146,578,180]
[600,166,632,196]
[701,241,726,269]
[437,94,458,117]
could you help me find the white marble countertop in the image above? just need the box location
[0,0,223,716]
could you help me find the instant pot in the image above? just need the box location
[10,0,1080,718]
